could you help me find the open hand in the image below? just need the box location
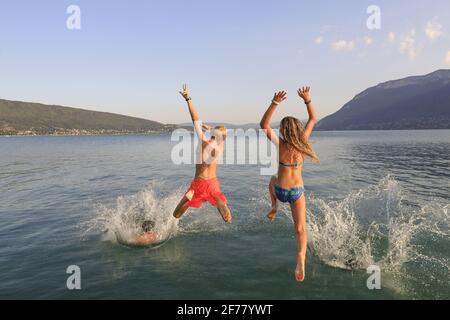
[179,83,191,100]
[273,91,287,104]
[297,86,311,103]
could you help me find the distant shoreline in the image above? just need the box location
[0,131,171,137]
[1,128,449,137]
[0,127,179,137]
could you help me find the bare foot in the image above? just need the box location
[267,208,277,221]
[218,202,232,223]
[222,210,232,223]
[295,255,306,282]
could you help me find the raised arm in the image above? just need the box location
[179,84,207,141]
[297,86,316,141]
[260,91,287,146]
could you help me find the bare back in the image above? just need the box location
[277,140,305,188]
[194,139,224,180]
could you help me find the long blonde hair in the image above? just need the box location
[280,117,319,162]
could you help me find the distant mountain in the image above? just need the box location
[316,70,450,130]
[0,99,176,135]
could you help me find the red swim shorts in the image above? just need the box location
[184,178,227,208]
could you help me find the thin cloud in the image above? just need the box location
[363,36,373,46]
[425,17,444,40]
[331,40,355,52]
[314,25,336,45]
[446,51,450,65]
[388,32,396,43]
[399,29,417,60]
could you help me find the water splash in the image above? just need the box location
[83,176,449,296]
[305,176,449,296]
[82,183,231,246]
[82,184,180,247]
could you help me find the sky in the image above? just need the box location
[1,0,450,124]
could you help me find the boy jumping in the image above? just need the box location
[172,84,232,223]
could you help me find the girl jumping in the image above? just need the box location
[260,87,318,282]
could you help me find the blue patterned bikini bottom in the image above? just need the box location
[274,185,305,204]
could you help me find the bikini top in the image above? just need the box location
[279,139,304,168]
[279,162,303,168]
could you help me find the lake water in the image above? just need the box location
[0,130,449,299]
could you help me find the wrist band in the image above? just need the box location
[185,97,192,102]
[272,100,280,105]
[305,100,312,105]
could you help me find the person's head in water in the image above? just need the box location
[211,126,227,141]
[141,220,155,233]
[280,117,319,162]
